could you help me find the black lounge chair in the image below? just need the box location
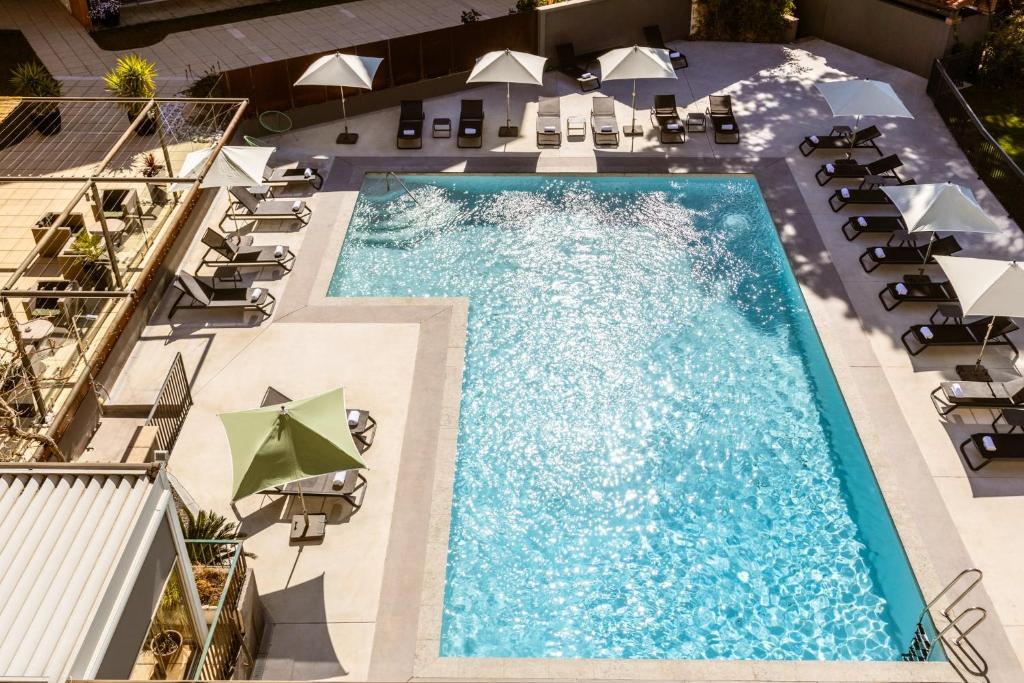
[651,94,684,144]
[707,95,739,144]
[222,187,311,227]
[878,277,957,311]
[959,410,1024,470]
[931,378,1024,416]
[829,179,916,212]
[397,100,425,150]
[536,96,561,148]
[815,154,903,186]
[591,95,619,147]
[168,271,275,320]
[841,215,906,241]
[199,227,295,272]
[555,42,601,92]
[643,25,687,69]
[457,99,484,149]
[798,125,883,157]
[901,316,1019,357]
[859,235,961,272]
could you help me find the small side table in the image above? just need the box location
[432,118,451,138]
[19,319,55,353]
[567,117,587,140]
[686,112,706,132]
[578,73,600,92]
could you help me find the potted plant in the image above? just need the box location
[9,62,63,135]
[104,54,158,135]
[67,230,112,290]
[89,0,121,28]
[137,152,167,205]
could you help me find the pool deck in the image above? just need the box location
[89,37,1024,682]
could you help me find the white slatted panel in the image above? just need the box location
[0,470,152,682]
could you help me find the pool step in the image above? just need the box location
[901,623,931,661]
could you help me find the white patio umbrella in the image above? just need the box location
[294,52,383,144]
[882,182,1002,265]
[598,45,677,151]
[467,49,547,138]
[815,79,913,157]
[169,145,275,191]
[934,256,1024,367]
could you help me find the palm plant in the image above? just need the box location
[10,62,63,134]
[182,509,248,564]
[103,54,157,121]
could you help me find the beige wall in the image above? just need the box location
[537,0,692,59]
[795,0,989,76]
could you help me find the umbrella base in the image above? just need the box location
[336,132,359,145]
[290,513,327,540]
[623,124,643,137]
[956,364,993,383]
[498,125,519,138]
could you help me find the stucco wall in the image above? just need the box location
[538,0,692,59]
[795,0,989,76]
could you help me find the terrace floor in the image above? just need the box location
[86,38,1024,682]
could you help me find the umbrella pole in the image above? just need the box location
[499,81,517,137]
[630,78,638,153]
[846,114,860,160]
[296,480,311,531]
[919,232,936,272]
[975,316,996,366]
[337,86,357,145]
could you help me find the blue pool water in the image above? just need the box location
[328,174,926,661]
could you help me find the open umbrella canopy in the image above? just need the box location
[467,49,547,86]
[934,256,1024,318]
[220,387,366,501]
[815,79,913,119]
[293,52,383,89]
[882,182,1002,235]
[169,145,274,191]
[598,45,676,82]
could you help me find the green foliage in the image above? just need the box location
[9,62,61,97]
[69,230,106,262]
[461,8,482,22]
[978,10,1024,89]
[182,509,247,563]
[509,0,538,14]
[693,0,796,42]
[178,66,223,98]
[103,53,157,104]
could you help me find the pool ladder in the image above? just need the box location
[902,569,988,680]
[384,171,420,205]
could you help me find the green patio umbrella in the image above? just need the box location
[220,387,366,538]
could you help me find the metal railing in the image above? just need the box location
[903,568,988,679]
[145,352,192,459]
[186,539,253,681]
[927,57,1024,231]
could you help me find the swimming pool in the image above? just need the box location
[328,174,926,661]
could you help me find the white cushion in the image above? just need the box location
[825,163,835,174]
[274,245,285,258]
[464,127,477,135]
[951,382,964,398]
[666,122,680,130]
[581,72,593,79]
[874,247,885,259]
[303,167,313,178]
[348,409,360,424]
[840,187,851,199]
[291,200,303,213]
[920,326,934,340]
[809,134,820,144]
[982,435,997,452]
[670,51,681,59]
[857,216,868,227]
[543,125,557,133]
[895,283,908,296]
[249,287,263,303]
[600,125,613,133]
[332,471,347,490]
[721,123,734,131]
[402,128,415,136]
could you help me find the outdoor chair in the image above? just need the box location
[931,378,1024,416]
[959,409,1024,470]
[536,96,562,148]
[841,215,906,241]
[91,189,141,248]
[199,227,295,272]
[706,96,739,144]
[651,94,685,144]
[878,277,958,311]
[397,99,425,150]
[168,271,275,321]
[591,96,619,147]
[708,95,733,116]
[555,42,585,78]
[829,179,917,212]
[222,186,312,228]
[260,164,324,191]
[643,25,687,69]
[799,125,883,156]
[858,235,961,272]
[815,154,903,186]
[457,99,484,149]
[901,316,1019,358]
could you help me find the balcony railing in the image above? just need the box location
[185,539,253,681]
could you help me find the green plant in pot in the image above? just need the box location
[68,230,112,291]
[137,152,167,205]
[104,54,158,135]
[10,62,63,135]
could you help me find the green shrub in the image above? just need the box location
[693,0,796,42]
[9,62,61,97]
[978,10,1024,89]
[103,53,157,115]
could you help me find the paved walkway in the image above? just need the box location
[1,0,510,94]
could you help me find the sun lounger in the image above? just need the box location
[959,410,1024,470]
[555,42,597,87]
[799,125,883,157]
[396,99,425,150]
[878,277,957,311]
[457,99,484,149]
[708,95,733,116]
[257,165,323,192]
[815,154,903,186]
[931,378,1024,416]
[829,179,916,212]
[261,386,377,453]
[222,187,311,227]
[536,96,561,148]
[168,271,275,320]
[901,316,1019,357]
[706,96,739,144]
[651,94,684,144]
[643,25,687,69]
[858,235,960,272]
[199,227,294,272]
[591,95,619,147]
[841,215,906,241]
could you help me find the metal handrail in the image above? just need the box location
[384,171,420,205]
[923,568,983,621]
[189,540,244,679]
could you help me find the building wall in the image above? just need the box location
[795,0,989,76]
[537,0,692,59]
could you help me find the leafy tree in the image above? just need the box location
[978,9,1024,89]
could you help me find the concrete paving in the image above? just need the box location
[88,36,1024,682]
